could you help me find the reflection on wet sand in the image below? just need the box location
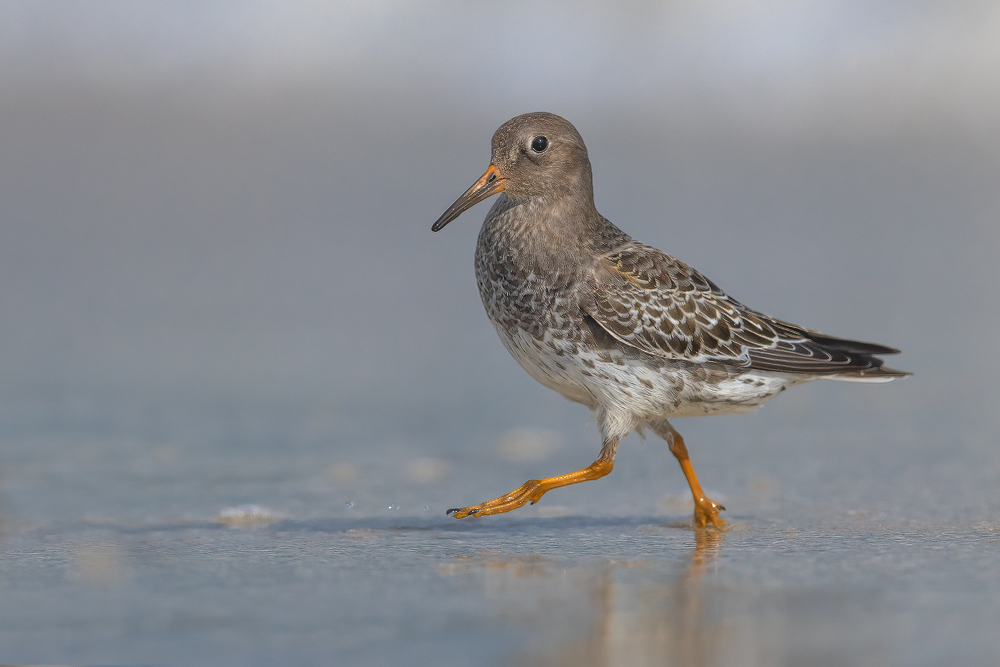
[532,529,727,667]
[440,527,731,667]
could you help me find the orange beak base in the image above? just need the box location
[431,164,506,232]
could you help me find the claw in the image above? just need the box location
[446,506,479,519]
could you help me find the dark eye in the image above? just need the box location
[530,136,548,153]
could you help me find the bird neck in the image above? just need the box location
[482,191,610,264]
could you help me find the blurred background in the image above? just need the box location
[2,0,997,520]
[1,2,999,664]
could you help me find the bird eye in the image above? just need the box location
[530,136,548,153]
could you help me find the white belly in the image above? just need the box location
[495,325,798,424]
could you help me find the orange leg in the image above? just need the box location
[448,438,618,519]
[659,424,726,528]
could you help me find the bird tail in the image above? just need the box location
[747,323,910,381]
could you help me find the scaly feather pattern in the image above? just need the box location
[588,241,906,380]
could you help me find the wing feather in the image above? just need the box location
[587,242,905,378]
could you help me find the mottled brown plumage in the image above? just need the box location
[592,243,904,377]
[432,112,907,527]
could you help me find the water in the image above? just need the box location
[2,366,999,665]
[1,2,999,665]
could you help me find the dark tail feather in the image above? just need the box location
[804,333,901,356]
[748,327,910,381]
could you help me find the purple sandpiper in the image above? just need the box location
[432,112,907,528]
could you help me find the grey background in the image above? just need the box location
[1,2,998,665]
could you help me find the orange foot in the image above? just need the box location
[693,496,726,529]
[447,479,547,518]
[447,457,614,519]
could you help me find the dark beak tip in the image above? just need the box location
[431,214,453,232]
[430,200,466,232]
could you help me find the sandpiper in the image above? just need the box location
[431,112,907,528]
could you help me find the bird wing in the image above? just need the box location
[586,242,902,377]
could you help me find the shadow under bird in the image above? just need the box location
[431,112,907,528]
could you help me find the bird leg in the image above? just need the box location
[657,423,726,528]
[447,437,618,519]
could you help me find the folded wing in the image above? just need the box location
[587,242,907,380]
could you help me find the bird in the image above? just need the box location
[431,112,907,528]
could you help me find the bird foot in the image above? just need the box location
[693,497,726,529]
[446,480,546,519]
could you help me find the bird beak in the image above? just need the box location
[431,164,507,232]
